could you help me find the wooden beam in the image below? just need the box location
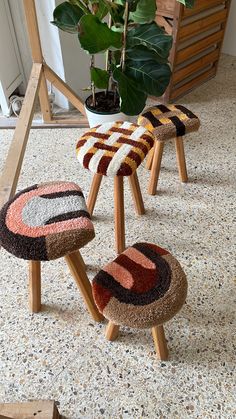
[0,63,42,209]
[23,0,52,122]
[0,400,60,419]
[44,64,86,117]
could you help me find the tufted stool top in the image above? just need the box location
[92,242,187,329]
[0,181,95,261]
[138,104,200,140]
[76,121,154,176]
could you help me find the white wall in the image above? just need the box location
[222,1,236,56]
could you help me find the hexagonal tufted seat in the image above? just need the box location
[0,181,95,261]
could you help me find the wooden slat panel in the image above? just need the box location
[183,0,227,17]
[171,67,216,100]
[173,49,219,83]
[179,9,227,40]
[155,16,173,34]
[0,63,42,209]
[176,29,224,64]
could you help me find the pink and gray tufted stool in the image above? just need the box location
[0,181,103,321]
[138,104,200,195]
[92,242,187,360]
[76,121,155,254]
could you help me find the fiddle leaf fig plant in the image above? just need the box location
[51,0,195,115]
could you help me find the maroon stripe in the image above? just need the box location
[141,134,154,148]
[76,139,87,149]
[117,137,148,154]
[97,155,112,175]
[126,150,142,166]
[82,132,110,140]
[83,152,94,169]
[117,162,133,176]
[94,142,118,152]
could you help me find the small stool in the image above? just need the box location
[76,121,154,254]
[138,104,200,195]
[0,181,103,322]
[92,242,187,360]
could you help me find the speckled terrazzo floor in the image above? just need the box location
[0,54,235,419]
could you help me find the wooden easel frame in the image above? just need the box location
[0,0,88,209]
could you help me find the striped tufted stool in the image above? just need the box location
[92,242,187,360]
[138,104,200,195]
[0,181,103,321]
[76,121,154,254]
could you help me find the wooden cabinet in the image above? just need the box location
[156,0,232,102]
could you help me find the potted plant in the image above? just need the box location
[51,0,194,127]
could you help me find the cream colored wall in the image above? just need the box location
[222,1,236,56]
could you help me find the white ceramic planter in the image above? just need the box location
[85,104,129,128]
[84,92,131,128]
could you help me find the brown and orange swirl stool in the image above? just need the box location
[92,242,187,360]
[138,104,200,195]
[76,121,154,254]
[0,181,103,322]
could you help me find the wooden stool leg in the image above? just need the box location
[29,260,41,313]
[87,173,103,216]
[175,136,188,182]
[152,325,169,360]
[105,321,120,341]
[65,250,103,322]
[148,141,165,195]
[114,176,125,254]
[128,172,145,215]
[146,147,154,170]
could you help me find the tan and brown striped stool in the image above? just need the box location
[0,181,103,322]
[138,104,200,195]
[76,121,155,254]
[92,242,187,360]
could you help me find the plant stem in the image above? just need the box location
[120,1,129,71]
[90,55,96,107]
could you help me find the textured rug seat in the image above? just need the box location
[76,121,154,177]
[138,104,200,140]
[138,104,200,195]
[92,242,187,360]
[0,181,102,322]
[0,181,95,261]
[76,121,155,253]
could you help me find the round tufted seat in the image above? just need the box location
[76,121,155,254]
[0,181,102,322]
[137,104,200,195]
[76,120,154,177]
[0,181,95,261]
[92,242,187,360]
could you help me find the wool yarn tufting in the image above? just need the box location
[76,121,154,177]
[138,104,200,140]
[0,181,95,261]
[92,242,188,329]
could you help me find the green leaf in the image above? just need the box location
[51,2,84,33]
[78,15,122,53]
[113,67,147,115]
[126,45,168,64]
[124,59,171,96]
[91,67,109,89]
[127,23,172,61]
[177,0,195,8]
[130,0,156,24]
